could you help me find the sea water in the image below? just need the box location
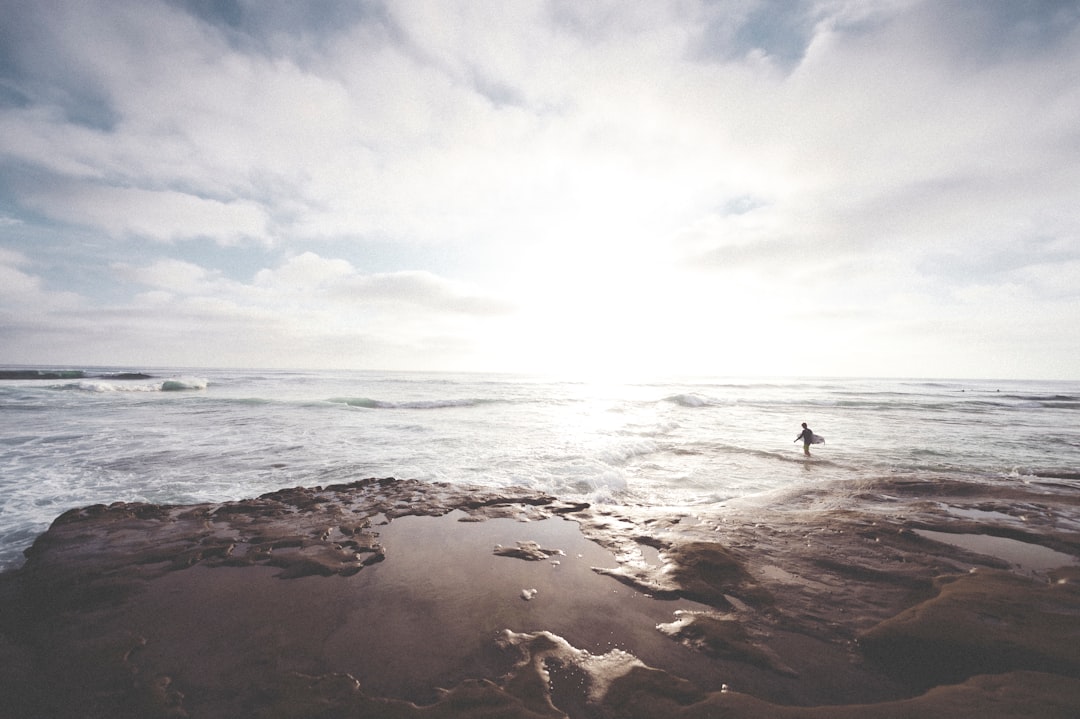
[1,367,1077,571]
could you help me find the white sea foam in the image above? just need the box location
[58,377,208,393]
[161,377,209,391]
[62,380,158,393]
[665,393,716,408]
[497,629,645,702]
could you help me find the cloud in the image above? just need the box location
[335,271,516,315]
[0,257,40,298]
[253,252,514,315]
[0,241,516,369]
[669,2,1080,307]
[0,247,81,308]
[254,253,355,290]
[112,258,217,293]
[0,1,1078,377]
[102,251,513,367]
[19,181,270,243]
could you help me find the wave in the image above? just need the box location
[329,397,504,410]
[599,439,661,466]
[663,393,723,408]
[1003,394,1080,410]
[1029,470,1080,482]
[161,378,209,391]
[57,377,208,393]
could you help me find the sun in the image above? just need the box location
[483,240,803,380]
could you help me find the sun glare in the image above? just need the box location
[491,227,805,380]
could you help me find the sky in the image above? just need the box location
[1,0,1078,380]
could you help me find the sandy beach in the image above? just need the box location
[1,475,1079,718]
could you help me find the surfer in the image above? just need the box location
[796,423,814,456]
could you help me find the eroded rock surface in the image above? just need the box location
[1,475,1078,718]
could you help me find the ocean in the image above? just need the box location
[1,367,1078,572]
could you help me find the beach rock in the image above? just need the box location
[860,567,1080,688]
[494,541,565,561]
[665,541,774,608]
[657,612,797,676]
[2,475,1079,718]
[593,539,772,610]
[246,673,564,719]
[600,668,1080,718]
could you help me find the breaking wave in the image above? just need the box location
[60,377,208,393]
[663,393,722,408]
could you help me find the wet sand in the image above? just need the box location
[1,475,1079,717]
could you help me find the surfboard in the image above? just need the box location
[810,434,825,444]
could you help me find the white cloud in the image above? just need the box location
[250,252,514,316]
[1,1,1078,377]
[20,181,269,243]
[0,248,81,309]
[112,258,216,294]
[9,251,516,370]
[0,247,30,267]
[336,271,515,314]
[254,253,356,290]
[0,262,41,299]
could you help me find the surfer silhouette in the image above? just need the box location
[796,422,815,456]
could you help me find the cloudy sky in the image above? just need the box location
[1,0,1078,379]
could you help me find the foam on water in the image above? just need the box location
[1,367,1079,571]
[497,629,646,703]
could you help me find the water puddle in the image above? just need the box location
[939,505,1014,522]
[322,511,718,703]
[915,529,1079,574]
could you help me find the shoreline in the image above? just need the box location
[1,475,1079,717]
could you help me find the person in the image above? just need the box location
[795,422,814,456]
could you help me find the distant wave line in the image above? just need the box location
[329,397,509,410]
[656,393,1057,413]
